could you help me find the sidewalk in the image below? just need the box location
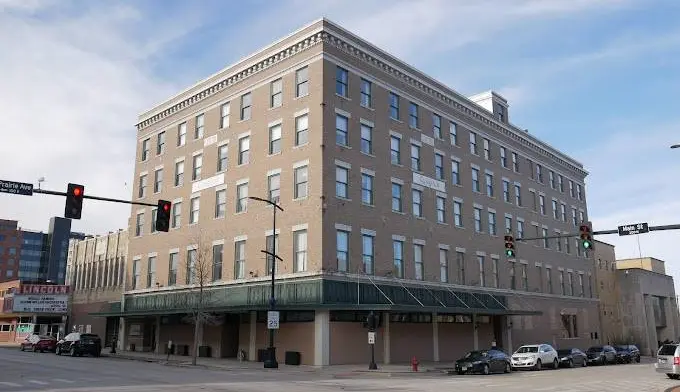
[103,349,449,377]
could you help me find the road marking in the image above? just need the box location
[54,378,75,383]
[28,380,48,385]
[0,382,21,387]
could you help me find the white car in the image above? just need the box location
[511,344,559,370]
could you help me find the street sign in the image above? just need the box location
[267,310,280,329]
[0,180,33,196]
[618,222,649,236]
[368,331,376,345]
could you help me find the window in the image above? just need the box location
[453,201,463,227]
[439,249,448,283]
[471,168,480,192]
[511,152,519,172]
[485,173,494,197]
[393,240,404,278]
[391,183,402,212]
[336,66,348,96]
[211,244,223,281]
[478,255,485,287]
[360,124,373,154]
[270,78,282,108]
[336,114,348,146]
[177,122,186,146]
[293,230,308,272]
[510,262,516,289]
[505,216,512,234]
[234,240,246,279]
[269,124,282,154]
[558,175,564,192]
[168,252,178,286]
[473,207,482,232]
[295,114,308,146]
[141,138,150,161]
[146,256,156,287]
[220,102,230,129]
[190,197,200,224]
[151,207,157,233]
[192,154,202,181]
[132,259,140,289]
[153,169,163,193]
[569,180,575,198]
[217,144,228,172]
[572,208,578,226]
[215,189,226,218]
[457,251,466,284]
[488,211,497,235]
[156,132,165,155]
[195,114,204,139]
[238,136,250,165]
[536,164,543,183]
[171,202,181,228]
[236,183,248,212]
[434,154,444,180]
[412,189,423,217]
[436,196,446,223]
[556,232,563,251]
[389,92,400,119]
[295,67,309,97]
[135,212,144,236]
[577,184,583,200]
[500,147,507,168]
[268,173,280,203]
[517,220,524,240]
[408,102,419,128]
[561,203,567,221]
[362,234,374,274]
[568,272,574,296]
[410,144,421,171]
[265,234,279,275]
[414,244,424,280]
[483,138,491,160]
[450,122,458,145]
[578,274,584,297]
[432,114,442,138]
[542,228,549,248]
[521,264,528,290]
[492,257,499,288]
[361,173,374,205]
[451,160,460,185]
[552,200,559,219]
[138,174,147,198]
[360,78,372,107]
[502,180,510,202]
[174,161,184,187]
[539,195,546,214]
[390,136,401,164]
[240,92,252,120]
[565,237,571,254]
[546,268,553,293]
[469,132,478,154]
[549,171,556,189]
[530,190,537,210]
[514,184,522,206]
[335,166,349,198]
[579,211,585,225]
[336,230,349,272]
[294,165,308,199]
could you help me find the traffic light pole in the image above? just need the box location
[33,188,158,208]
[515,224,680,242]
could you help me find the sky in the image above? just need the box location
[1,0,680,286]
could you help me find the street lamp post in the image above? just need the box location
[249,196,284,369]
[671,144,680,149]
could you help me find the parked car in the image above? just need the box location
[556,348,587,368]
[510,344,559,370]
[55,332,102,357]
[20,334,57,353]
[656,343,680,379]
[614,344,641,363]
[585,345,617,365]
[454,349,512,375]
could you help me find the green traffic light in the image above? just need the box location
[505,249,514,257]
[583,241,591,249]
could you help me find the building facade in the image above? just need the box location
[593,240,624,343]
[66,230,127,346]
[108,18,600,365]
[0,217,84,285]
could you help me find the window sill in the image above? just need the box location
[390,117,403,124]
[292,143,309,150]
[336,144,352,149]
[294,93,309,100]
[335,196,352,202]
[236,163,250,168]
[267,152,282,158]
[360,151,375,158]
[360,104,374,111]
[235,211,247,215]
[361,202,374,208]
[392,210,406,215]
[335,93,351,101]
[409,126,421,132]
[293,196,308,202]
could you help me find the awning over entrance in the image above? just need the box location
[90,275,542,317]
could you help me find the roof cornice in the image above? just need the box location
[136,18,586,177]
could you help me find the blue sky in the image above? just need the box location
[1,0,680,283]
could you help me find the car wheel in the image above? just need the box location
[582,358,587,367]
[505,363,511,373]
[635,355,640,363]
[534,359,542,371]
[32,346,38,353]
[70,346,77,357]
[482,364,490,375]
[55,346,61,355]
[457,371,464,375]
[20,345,24,351]
[552,358,559,369]
[568,359,573,368]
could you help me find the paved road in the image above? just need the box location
[1,347,679,392]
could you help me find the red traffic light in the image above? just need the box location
[163,203,170,211]
[73,187,82,197]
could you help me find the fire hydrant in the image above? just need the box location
[411,356,419,372]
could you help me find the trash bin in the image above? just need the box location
[129,343,136,352]
[285,351,301,366]
[198,346,212,358]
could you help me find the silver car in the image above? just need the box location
[655,343,680,379]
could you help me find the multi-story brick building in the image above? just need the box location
[110,18,599,365]
[593,240,623,343]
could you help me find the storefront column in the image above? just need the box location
[506,316,513,354]
[383,311,391,364]
[432,312,439,362]
[248,311,256,361]
[314,310,330,366]
[472,314,479,350]
[154,316,161,354]
[118,317,126,351]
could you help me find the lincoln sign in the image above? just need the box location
[9,284,70,313]
[17,284,70,295]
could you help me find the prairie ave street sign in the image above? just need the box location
[618,222,650,236]
[0,180,33,196]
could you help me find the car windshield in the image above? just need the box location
[614,345,628,351]
[557,349,572,356]
[515,346,539,353]
[659,344,678,356]
[587,346,602,352]
[464,350,488,359]
[38,335,53,340]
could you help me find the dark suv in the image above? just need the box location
[55,333,102,357]
[586,345,617,365]
[614,344,641,363]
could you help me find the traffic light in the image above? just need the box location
[155,200,172,232]
[64,183,84,219]
[365,311,378,331]
[579,223,594,250]
[504,234,516,258]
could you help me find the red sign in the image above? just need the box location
[18,285,70,295]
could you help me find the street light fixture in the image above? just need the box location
[671,144,680,149]
[248,196,284,369]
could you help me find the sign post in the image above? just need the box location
[617,222,650,236]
